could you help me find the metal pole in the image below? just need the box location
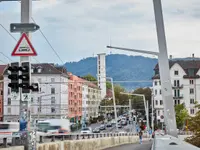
[151,93,154,131]
[146,100,149,131]
[110,78,118,131]
[143,95,148,131]
[153,0,177,137]
[20,0,33,149]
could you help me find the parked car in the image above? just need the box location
[81,127,92,134]
[121,120,127,126]
[93,127,100,133]
[106,123,112,127]
[100,124,106,130]
[117,123,122,128]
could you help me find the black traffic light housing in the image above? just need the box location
[8,62,19,93]
[29,83,39,92]
[18,62,30,93]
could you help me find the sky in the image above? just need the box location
[1,0,200,64]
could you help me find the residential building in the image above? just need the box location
[0,65,7,121]
[3,63,68,121]
[82,82,89,122]
[68,73,82,123]
[87,83,101,119]
[97,53,106,99]
[152,59,200,122]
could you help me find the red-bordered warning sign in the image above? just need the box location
[11,33,37,56]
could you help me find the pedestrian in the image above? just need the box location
[149,127,152,140]
[139,130,143,144]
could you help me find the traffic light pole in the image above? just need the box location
[20,0,33,150]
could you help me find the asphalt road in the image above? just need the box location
[104,141,152,150]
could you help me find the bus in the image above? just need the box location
[37,119,70,134]
[0,122,20,143]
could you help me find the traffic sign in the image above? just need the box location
[11,33,37,56]
[10,23,40,33]
[161,115,164,119]
[22,93,31,101]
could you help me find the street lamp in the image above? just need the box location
[106,0,178,138]
[120,92,149,131]
[97,75,118,131]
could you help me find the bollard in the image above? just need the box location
[100,134,102,137]
[96,134,98,138]
[51,135,55,142]
[92,134,95,138]
[107,133,109,137]
[61,135,65,141]
[12,137,16,146]
[104,133,106,137]
[39,136,43,143]
[82,135,85,139]
[88,134,90,139]
[3,138,8,148]
[76,134,79,140]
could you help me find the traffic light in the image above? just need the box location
[18,62,30,93]
[8,62,19,93]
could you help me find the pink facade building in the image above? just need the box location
[68,73,83,122]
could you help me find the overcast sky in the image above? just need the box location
[1,0,200,64]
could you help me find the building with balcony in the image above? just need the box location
[152,58,200,122]
[87,83,101,119]
[0,65,7,121]
[68,73,83,123]
[3,63,68,122]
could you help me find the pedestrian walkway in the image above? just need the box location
[104,141,152,150]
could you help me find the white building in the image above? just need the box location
[3,63,68,121]
[97,53,106,99]
[82,83,89,121]
[152,59,200,122]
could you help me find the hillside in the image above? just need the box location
[65,54,158,90]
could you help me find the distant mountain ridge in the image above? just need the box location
[64,54,158,90]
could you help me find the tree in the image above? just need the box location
[106,82,112,89]
[174,103,189,129]
[185,102,200,148]
[82,74,97,82]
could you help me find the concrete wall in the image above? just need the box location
[1,146,24,150]
[37,136,139,150]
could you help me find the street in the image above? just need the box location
[104,141,152,150]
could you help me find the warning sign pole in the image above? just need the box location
[20,1,34,150]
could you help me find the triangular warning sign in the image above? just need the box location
[12,33,37,56]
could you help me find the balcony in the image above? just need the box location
[172,84,183,89]
[183,75,200,79]
[173,94,184,99]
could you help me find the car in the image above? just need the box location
[93,127,100,133]
[100,124,106,130]
[121,120,127,126]
[117,123,122,128]
[106,123,112,127]
[81,127,92,134]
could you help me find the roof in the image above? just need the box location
[0,65,7,74]
[4,63,68,77]
[153,60,200,79]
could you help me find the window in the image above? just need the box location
[188,69,195,76]
[174,80,176,87]
[160,100,163,105]
[51,108,55,113]
[190,88,194,94]
[190,99,195,104]
[174,100,180,105]
[160,90,162,95]
[154,81,157,86]
[31,97,33,103]
[190,109,194,114]
[51,78,55,82]
[51,88,55,94]
[82,87,84,91]
[174,90,177,97]
[174,80,180,87]
[51,97,55,104]
[7,108,11,114]
[37,97,40,103]
[155,90,157,95]
[158,110,160,116]
[174,70,179,75]
[190,80,194,85]
[8,88,10,95]
[38,68,42,73]
[31,68,34,73]
[7,98,11,105]
[159,81,161,85]
[70,84,73,89]
[155,100,158,105]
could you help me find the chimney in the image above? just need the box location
[192,53,194,58]
[169,55,172,59]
